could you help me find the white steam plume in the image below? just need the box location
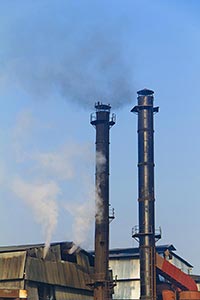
[64,173,95,252]
[31,142,91,181]
[10,111,95,253]
[12,178,60,258]
[64,200,95,251]
[96,151,107,172]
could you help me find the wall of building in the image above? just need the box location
[170,255,192,275]
[109,247,196,300]
[109,258,140,300]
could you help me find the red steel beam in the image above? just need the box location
[156,254,198,291]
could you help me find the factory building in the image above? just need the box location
[0,242,94,300]
[0,89,199,300]
[109,244,195,300]
[0,241,198,300]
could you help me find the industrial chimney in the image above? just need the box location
[131,89,159,300]
[91,102,115,300]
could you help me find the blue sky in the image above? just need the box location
[0,0,200,272]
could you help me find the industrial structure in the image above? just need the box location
[109,244,195,300]
[0,242,94,300]
[88,91,200,300]
[0,241,199,300]
[131,89,200,300]
[0,90,200,300]
[131,89,160,300]
[90,102,115,300]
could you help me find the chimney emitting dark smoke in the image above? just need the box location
[91,102,115,300]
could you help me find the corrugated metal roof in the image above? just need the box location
[0,241,73,253]
[76,252,91,273]
[25,256,92,290]
[0,251,26,280]
[108,244,176,259]
[89,244,176,259]
[0,280,24,289]
[55,287,93,300]
[0,242,95,266]
[171,251,193,268]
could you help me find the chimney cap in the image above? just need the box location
[95,102,111,111]
[137,88,154,96]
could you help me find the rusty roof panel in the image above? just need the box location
[0,289,27,299]
[55,287,93,300]
[0,251,26,280]
[76,252,90,273]
[25,257,91,290]
[0,280,24,289]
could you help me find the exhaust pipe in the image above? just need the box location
[132,89,159,300]
[91,102,115,300]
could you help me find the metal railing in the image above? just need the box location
[132,225,161,242]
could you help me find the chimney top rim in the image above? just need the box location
[94,102,111,111]
[137,88,154,96]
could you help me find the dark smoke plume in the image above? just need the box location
[55,33,133,109]
[1,2,134,109]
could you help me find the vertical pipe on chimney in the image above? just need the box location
[91,103,115,300]
[131,89,159,300]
